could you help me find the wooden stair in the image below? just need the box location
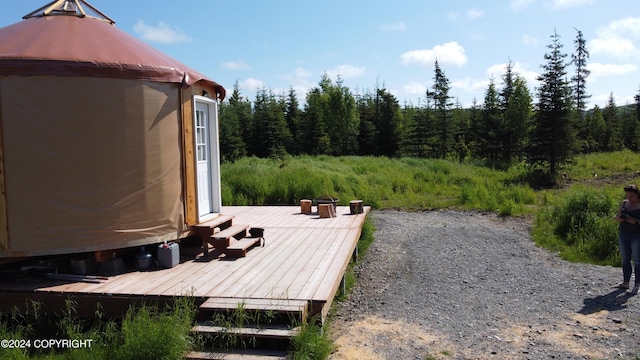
[225,237,263,258]
[185,349,288,359]
[186,297,308,359]
[194,215,260,258]
[198,297,308,324]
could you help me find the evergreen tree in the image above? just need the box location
[571,28,591,121]
[465,98,481,158]
[372,88,404,157]
[585,105,606,152]
[218,82,248,162]
[356,91,377,155]
[498,61,516,164]
[602,93,621,151]
[251,88,291,158]
[405,96,434,158]
[284,87,300,154]
[451,100,470,162]
[502,75,532,163]
[399,103,419,156]
[325,76,359,155]
[571,28,592,152]
[300,74,358,155]
[527,30,575,177]
[301,87,330,155]
[628,87,640,151]
[474,78,502,163]
[432,61,454,159]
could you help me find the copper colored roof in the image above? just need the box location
[0,5,225,100]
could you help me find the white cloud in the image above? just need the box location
[467,9,484,20]
[451,77,490,93]
[485,61,539,86]
[281,67,316,100]
[522,34,539,46]
[240,78,265,92]
[221,60,250,70]
[133,20,191,44]
[590,17,640,60]
[548,0,596,9]
[400,42,468,67]
[403,81,427,96]
[588,63,637,78]
[325,64,366,80]
[380,22,406,32]
[294,67,313,79]
[590,37,635,59]
[511,0,535,11]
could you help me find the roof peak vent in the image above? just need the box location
[23,0,115,25]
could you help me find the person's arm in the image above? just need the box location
[616,200,627,223]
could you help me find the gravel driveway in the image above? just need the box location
[329,210,640,359]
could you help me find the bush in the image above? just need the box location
[533,186,619,264]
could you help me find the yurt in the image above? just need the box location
[0,0,226,258]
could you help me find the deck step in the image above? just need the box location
[196,216,237,257]
[211,225,249,242]
[201,224,248,256]
[224,237,262,258]
[184,348,288,359]
[192,324,300,341]
[195,215,236,234]
[199,298,308,324]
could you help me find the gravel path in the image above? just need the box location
[329,210,640,360]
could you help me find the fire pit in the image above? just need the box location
[315,195,339,211]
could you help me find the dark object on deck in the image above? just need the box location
[315,195,339,211]
[249,227,265,247]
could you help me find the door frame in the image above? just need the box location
[192,95,221,222]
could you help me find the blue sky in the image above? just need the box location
[3,0,640,108]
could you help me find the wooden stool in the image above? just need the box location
[349,200,364,214]
[300,199,312,214]
[318,203,336,218]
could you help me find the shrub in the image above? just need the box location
[533,186,619,264]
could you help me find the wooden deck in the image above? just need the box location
[0,205,370,320]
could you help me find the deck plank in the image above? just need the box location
[192,227,301,297]
[0,206,370,321]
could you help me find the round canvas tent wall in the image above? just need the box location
[0,1,225,258]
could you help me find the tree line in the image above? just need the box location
[218,29,640,179]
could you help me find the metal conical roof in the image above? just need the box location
[0,0,225,100]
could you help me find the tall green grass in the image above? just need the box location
[221,155,537,215]
[0,298,196,360]
[564,149,640,180]
[532,184,625,265]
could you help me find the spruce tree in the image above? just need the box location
[218,82,248,162]
[602,93,621,151]
[405,97,433,158]
[326,76,359,155]
[475,78,502,163]
[301,87,330,155]
[503,75,532,163]
[432,60,453,159]
[527,30,574,178]
[356,92,377,155]
[284,87,300,154]
[571,28,591,121]
[373,88,404,157]
[586,105,606,152]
